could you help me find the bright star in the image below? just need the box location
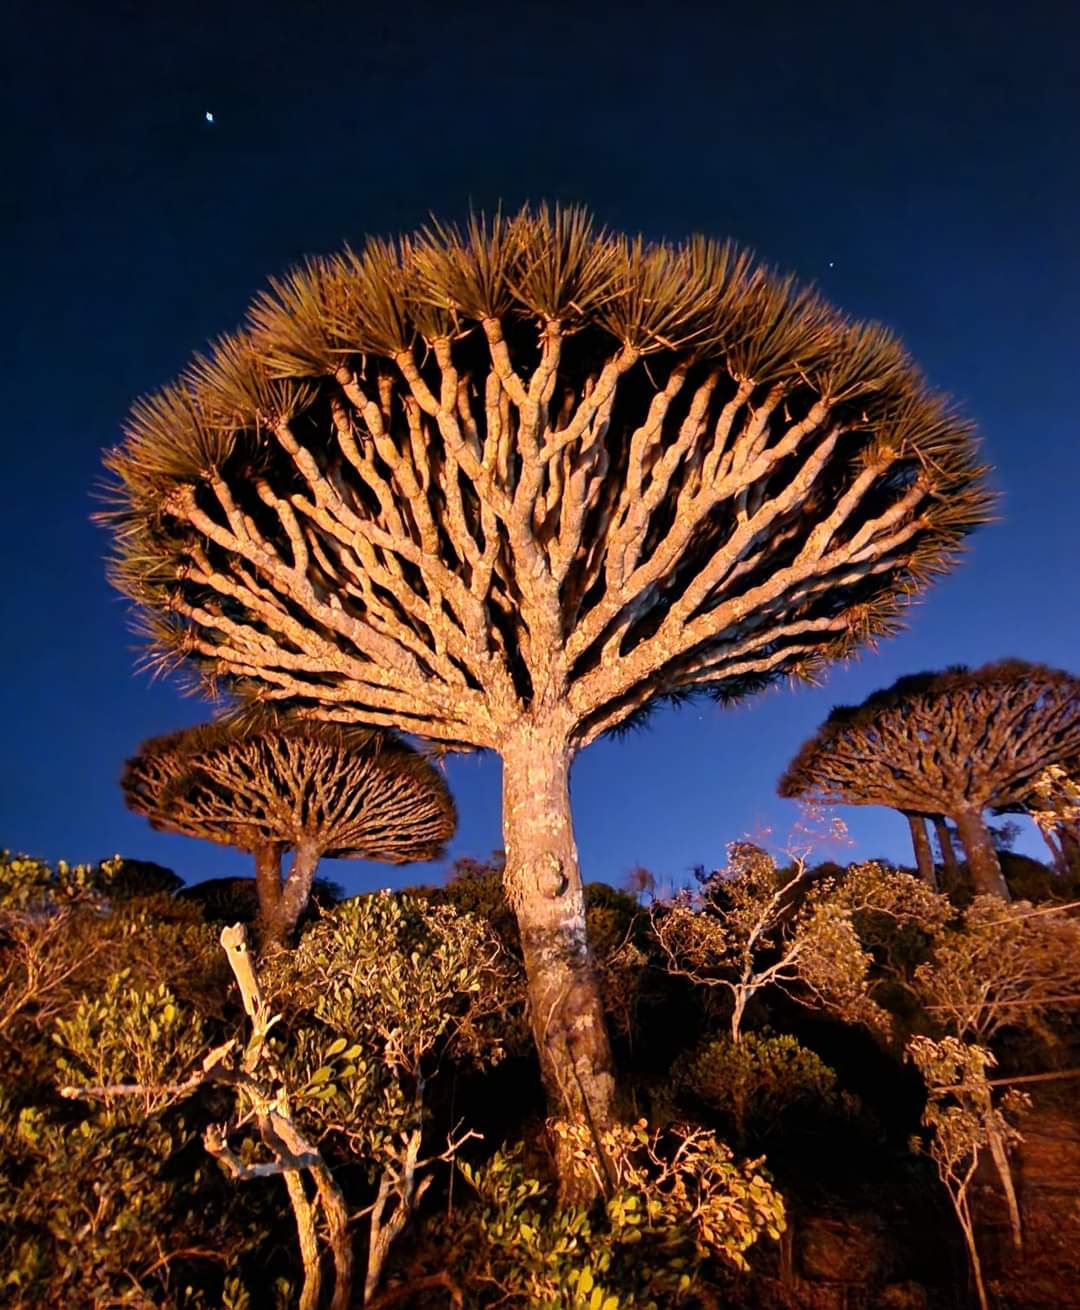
[828,261,835,268]
[205,111,215,124]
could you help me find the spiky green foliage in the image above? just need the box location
[101,203,991,747]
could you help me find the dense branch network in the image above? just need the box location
[778,662,1080,817]
[103,206,991,750]
[122,716,455,863]
[122,715,455,943]
[101,205,992,1184]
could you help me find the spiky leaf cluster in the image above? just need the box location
[122,715,455,862]
[779,660,1080,815]
[102,204,992,747]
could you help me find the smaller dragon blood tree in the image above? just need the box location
[122,716,456,944]
[778,661,1080,900]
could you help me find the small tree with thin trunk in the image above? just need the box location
[653,844,948,1041]
[779,662,1080,900]
[101,205,990,1195]
[122,717,455,945]
[908,1036,1029,1310]
[995,761,1080,878]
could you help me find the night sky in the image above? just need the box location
[4,0,1078,893]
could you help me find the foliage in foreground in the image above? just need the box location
[410,1120,783,1309]
[1,841,1078,1307]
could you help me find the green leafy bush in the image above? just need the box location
[0,977,265,1308]
[263,891,517,1160]
[416,1119,785,1307]
[676,1031,845,1141]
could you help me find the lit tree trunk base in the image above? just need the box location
[905,812,937,888]
[255,840,323,948]
[953,809,1011,901]
[501,727,617,1204]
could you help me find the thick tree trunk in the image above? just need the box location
[953,809,1011,901]
[501,724,617,1203]
[905,812,937,888]
[277,839,323,941]
[253,843,286,947]
[934,816,959,882]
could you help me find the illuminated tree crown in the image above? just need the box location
[122,716,455,865]
[102,205,994,1183]
[102,205,992,747]
[778,661,1080,816]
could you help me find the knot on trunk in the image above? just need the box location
[504,851,568,910]
[537,851,569,900]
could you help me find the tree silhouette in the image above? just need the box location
[122,717,455,944]
[102,204,990,1191]
[779,662,1080,899]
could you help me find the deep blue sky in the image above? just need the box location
[4,0,1077,892]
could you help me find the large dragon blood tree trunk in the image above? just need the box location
[501,723,616,1199]
[952,808,1011,901]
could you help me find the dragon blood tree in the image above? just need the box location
[102,205,990,1192]
[779,662,1080,901]
[121,717,455,945]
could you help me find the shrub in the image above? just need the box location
[0,974,264,1308]
[676,1031,844,1141]
[415,1119,785,1307]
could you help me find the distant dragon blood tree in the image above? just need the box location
[122,718,455,945]
[779,662,1080,901]
[102,205,990,1195]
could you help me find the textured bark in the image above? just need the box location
[934,816,959,882]
[501,726,616,1201]
[905,813,937,887]
[253,843,286,946]
[1038,817,1080,880]
[283,1172,322,1310]
[1060,824,1080,877]
[274,840,322,944]
[1040,827,1065,873]
[986,1116,1024,1254]
[953,809,1010,901]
